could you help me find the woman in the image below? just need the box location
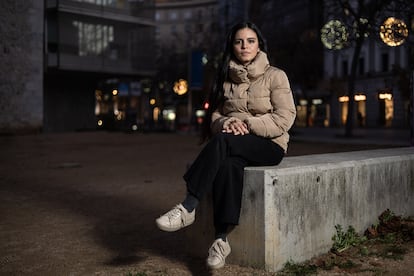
[155,21,296,270]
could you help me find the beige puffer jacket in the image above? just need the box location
[211,51,297,152]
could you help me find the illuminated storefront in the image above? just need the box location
[338,94,367,127]
[337,90,396,128]
[95,79,152,131]
[378,91,394,127]
[296,98,330,127]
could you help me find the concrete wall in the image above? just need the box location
[0,1,44,133]
[187,147,414,272]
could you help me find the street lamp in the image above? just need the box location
[173,79,188,95]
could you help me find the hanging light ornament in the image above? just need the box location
[321,20,349,50]
[379,17,409,46]
[354,18,370,38]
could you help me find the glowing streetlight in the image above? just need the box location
[173,79,188,95]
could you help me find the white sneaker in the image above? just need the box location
[206,238,231,269]
[155,204,195,232]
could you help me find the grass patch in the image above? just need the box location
[279,260,317,275]
[331,224,367,253]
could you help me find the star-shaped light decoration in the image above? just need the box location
[354,17,370,38]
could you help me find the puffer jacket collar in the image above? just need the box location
[228,51,270,84]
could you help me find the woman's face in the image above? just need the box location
[232,27,260,65]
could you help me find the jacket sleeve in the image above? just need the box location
[244,69,296,138]
[210,109,227,133]
[210,109,243,134]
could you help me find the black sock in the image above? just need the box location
[181,192,199,212]
[214,223,228,242]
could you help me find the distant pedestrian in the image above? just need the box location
[155,21,296,269]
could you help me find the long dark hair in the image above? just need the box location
[200,21,268,143]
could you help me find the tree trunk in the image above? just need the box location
[345,37,364,137]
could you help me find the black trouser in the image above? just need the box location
[183,132,285,226]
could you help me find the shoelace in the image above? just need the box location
[166,206,183,222]
[209,241,226,260]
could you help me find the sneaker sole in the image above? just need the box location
[155,217,195,232]
[207,260,225,270]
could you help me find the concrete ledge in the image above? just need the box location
[187,147,414,272]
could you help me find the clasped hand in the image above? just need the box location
[222,119,249,135]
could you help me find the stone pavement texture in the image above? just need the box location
[0,129,412,275]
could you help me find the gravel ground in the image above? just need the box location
[0,131,412,275]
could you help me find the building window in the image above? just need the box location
[196,23,204,32]
[72,21,114,57]
[378,91,393,126]
[381,53,389,72]
[342,60,348,76]
[185,23,191,32]
[155,11,161,21]
[73,0,116,6]
[358,57,365,75]
[355,94,366,127]
[169,11,178,20]
[184,10,192,19]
